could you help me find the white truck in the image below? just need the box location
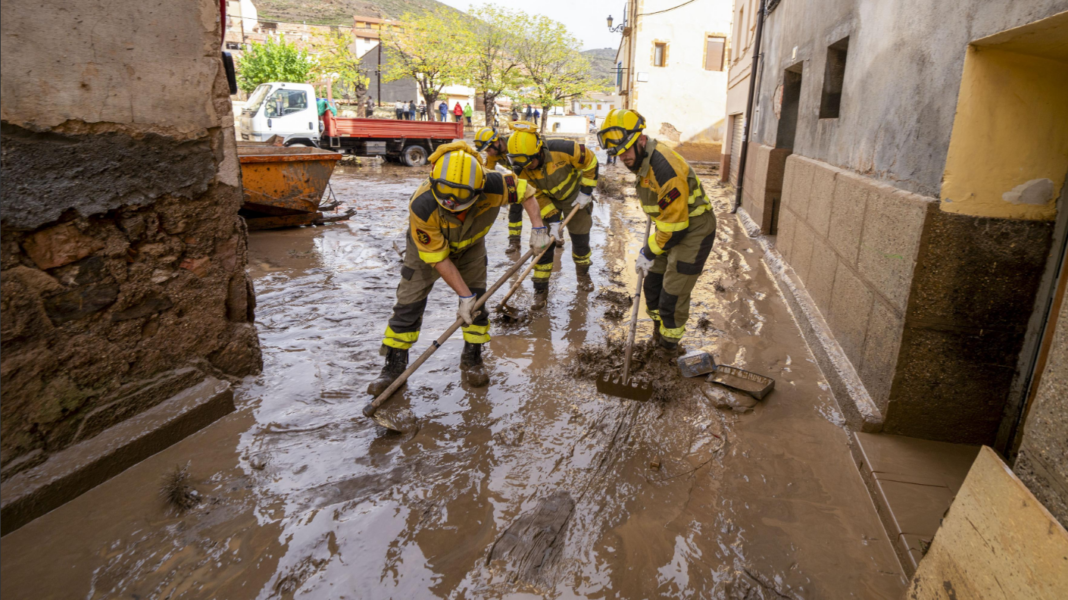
[236,82,464,165]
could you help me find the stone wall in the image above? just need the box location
[773,151,1052,444]
[741,143,790,234]
[0,0,262,478]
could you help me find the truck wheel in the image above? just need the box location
[402,145,428,167]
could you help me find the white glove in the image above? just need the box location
[457,294,477,326]
[529,226,550,250]
[574,191,593,209]
[635,250,655,278]
[548,222,562,242]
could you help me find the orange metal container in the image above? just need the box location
[237,145,343,216]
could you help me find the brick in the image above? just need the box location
[829,265,874,367]
[859,299,905,414]
[22,223,104,270]
[828,172,870,267]
[858,189,930,313]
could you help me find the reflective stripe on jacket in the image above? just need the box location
[516,139,599,205]
[635,138,713,255]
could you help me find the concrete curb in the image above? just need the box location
[0,377,234,536]
[736,207,884,433]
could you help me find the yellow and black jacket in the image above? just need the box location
[636,139,713,256]
[516,139,598,206]
[408,171,557,264]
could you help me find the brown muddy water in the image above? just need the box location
[0,161,907,599]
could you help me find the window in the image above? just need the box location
[225,41,241,50]
[705,36,726,71]
[653,42,667,67]
[819,37,849,118]
[264,89,308,118]
[597,103,602,110]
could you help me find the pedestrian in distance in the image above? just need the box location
[395,100,404,120]
[365,97,374,118]
[463,103,474,127]
[408,100,416,121]
[524,104,533,121]
[506,121,600,308]
[511,108,519,123]
[453,102,463,123]
[418,101,427,120]
[439,101,448,122]
[367,142,558,396]
[533,108,541,127]
[598,109,717,353]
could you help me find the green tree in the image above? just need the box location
[310,30,371,104]
[465,5,529,128]
[237,36,313,93]
[381,9,471,110]
[512,16,605,132]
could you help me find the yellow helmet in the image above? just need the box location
[473,127,498,152]
[506,124,543,171]
[428,142,485,212]
[598,109,646,156]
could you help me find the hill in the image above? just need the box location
[255,0,461,27]
[582,47,618,86]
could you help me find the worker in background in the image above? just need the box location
[463,103,474,127]
[597,109,716,353]
[475,127,555,254]
[439,100,448,122]
[367,142,558,395]
[507,121,599,307]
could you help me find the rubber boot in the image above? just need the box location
[650,323,662,345]
[506,236,522,254]
[658,336,682,356]
[532,282,549,310]
[575,263,594,292]
[460,342,489,387]
[367,346,409,396]
[555,238,565,248]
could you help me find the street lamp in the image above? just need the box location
[607,15,626,33]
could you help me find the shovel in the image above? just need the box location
[496,202,586,322]
[363,245,541,433]
[596,218,654,402]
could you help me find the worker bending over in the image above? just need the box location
[368,143,557,395]
[598,109,716,352]
[506,122,599,307]
[476,127,530,254]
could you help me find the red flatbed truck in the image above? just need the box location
[322,111,464,166]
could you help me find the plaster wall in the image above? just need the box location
[751,0,1068,199]
[723,0,761,156]
[0,0,261,477]
[629,0,732,148]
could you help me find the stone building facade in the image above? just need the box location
[736,0,1067,527]
[0,0,262,478]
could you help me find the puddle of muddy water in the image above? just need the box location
[0,162,906,599]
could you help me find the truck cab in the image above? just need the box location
[238,82,320,146]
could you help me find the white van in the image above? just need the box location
[237,82,320,146]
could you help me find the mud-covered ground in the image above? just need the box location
[1,159,907,599]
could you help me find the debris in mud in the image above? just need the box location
[487,491,574,585]
[596,289,632,307]
[604,305,626,321]
[160,464,200,514]
[702,384,758,413]
[714,280,727,293]
[493,422,526,447]
[569,336,704,403]
[596,176,625,199]
[492,307,531,326]
[697,316,714,331]
[649,459,661,470]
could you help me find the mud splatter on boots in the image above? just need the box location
[531,282,549,310]
[367,346,409,396]
[460,342,489,387]
[506,236,522,254]
[575,263,594,292]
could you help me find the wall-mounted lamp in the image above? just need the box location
[607,15,626,33]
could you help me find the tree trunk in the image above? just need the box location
[482,91,498,129]
[541,105,552,133]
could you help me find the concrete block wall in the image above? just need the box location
[774,149,1053,444]
[742,142,791,235]
[777,153,935,417]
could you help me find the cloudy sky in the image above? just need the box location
[435,0,627,51]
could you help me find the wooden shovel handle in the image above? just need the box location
[622,218,653,382]
[496,201,585,309]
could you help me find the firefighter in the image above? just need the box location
[597,109,716,352]
[367,142,557,396]
[506,122,599,307]
[475,127,519,254]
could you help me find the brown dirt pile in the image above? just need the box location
[568,336,703,403]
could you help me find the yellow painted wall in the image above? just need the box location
[941,47,1068,220]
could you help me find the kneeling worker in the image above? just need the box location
[598,109,716,352]
[368,143,557,395]
[506,123,599,306]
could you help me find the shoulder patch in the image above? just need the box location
[411,190,438,222]
[415,229,432,245]
[546,138,577,155]
[504,174,518,204]
[649,150,676,188]
[483,172,505,196]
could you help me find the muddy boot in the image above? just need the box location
[650,324,662,346]
[658,336,682,356]
[367,346,409,396]
[460,342,489,387]
[575,263,594,292]
[506,236,522,254]
[531,283,549,310]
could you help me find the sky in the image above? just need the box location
[435,0,627,51]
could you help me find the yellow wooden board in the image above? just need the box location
[907,446,1068,599]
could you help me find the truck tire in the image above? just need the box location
[402,145,428,167]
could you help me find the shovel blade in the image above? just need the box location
[367,406,419,434]
[677,351,716,378]
[596,372,654,401]
[495,303,525,323]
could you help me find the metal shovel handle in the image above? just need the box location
[363,246,538,419]
[622,218,653,382]
[496,201,585,309]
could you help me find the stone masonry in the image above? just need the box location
[0,0,262,479]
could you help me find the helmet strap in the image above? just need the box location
[625,136,648,174]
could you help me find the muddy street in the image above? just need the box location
[1,162,907,599]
